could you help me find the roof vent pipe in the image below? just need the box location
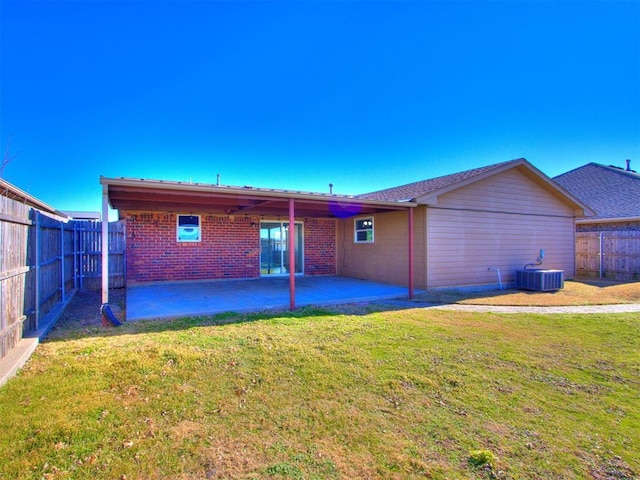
[216,173,221,186]
[329,183,334,194]
[626,159,631,172]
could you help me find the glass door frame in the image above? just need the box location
[259,221,304,277]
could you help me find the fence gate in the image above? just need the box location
[576,231,640,281]
[75,220,126,291]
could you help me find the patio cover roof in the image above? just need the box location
[99,176,418,312]
[100,176,417,219]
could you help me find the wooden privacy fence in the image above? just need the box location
[0,192,32,361]
[1,203,125,360]
[576,231,640,281]
[74,220,126,291]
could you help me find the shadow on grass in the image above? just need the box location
[45,278,640,342]
[45,287,426,343]
[46,306,381,343]
[415,278,640,306]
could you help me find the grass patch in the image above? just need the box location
[418,279,640,306]
[0,307,638,479]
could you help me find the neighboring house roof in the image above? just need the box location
[553,162,640,223]
[357,158,591,216]
[62,211,102,221]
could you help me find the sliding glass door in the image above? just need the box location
[260,222,303,276]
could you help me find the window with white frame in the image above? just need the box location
[354,217,374,243]
[177,215,201,242]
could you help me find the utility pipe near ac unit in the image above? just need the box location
[488,267,503,290]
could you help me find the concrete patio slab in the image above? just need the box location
[126,276,418,321]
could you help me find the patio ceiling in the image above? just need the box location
[101,177,416,219]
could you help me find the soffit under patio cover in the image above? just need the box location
[101,177,416,219]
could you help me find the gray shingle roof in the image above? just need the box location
[356,158,523,202]
[553,163,640,220]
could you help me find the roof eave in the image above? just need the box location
[100,176,417,211]
[577,216,640,224]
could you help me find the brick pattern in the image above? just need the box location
[126,212,260,283]
[304,218,336,275]
[125,213,336,283]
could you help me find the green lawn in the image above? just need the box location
[0,307,638,479]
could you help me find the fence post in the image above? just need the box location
[79,222,85,290]
[73,222,78,290]
[60,222,66,303]
[599,231,603,279]
[123,222,126,288]
[34,211,41,330]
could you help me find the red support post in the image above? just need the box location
[289,198,296,310]
[408,207,414,299]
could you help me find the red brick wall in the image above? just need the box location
[126,212,260,283]
[304,218,336,275]
[125,213,336,283]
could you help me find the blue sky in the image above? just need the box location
[1,0,638,218]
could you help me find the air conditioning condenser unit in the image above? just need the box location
[516,269,564,291]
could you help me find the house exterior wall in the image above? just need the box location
[425,168,577,288]
[125,212,335,283]
[126,212,260,283]
[336,209,426,287]
[304,218,337,275]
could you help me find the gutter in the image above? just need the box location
[576,216,640,224]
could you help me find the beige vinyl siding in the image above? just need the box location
[337,209,425,287]
[426,169,576,288]
[430,168,574,215]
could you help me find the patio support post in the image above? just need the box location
[408,207,414,299]
[101,184,109,305]
[289,198,296,310]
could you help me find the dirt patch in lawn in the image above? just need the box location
[46,288,127,338]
